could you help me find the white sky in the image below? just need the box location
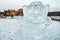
[0,0,60,12]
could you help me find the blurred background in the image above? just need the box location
[0,0,60,21]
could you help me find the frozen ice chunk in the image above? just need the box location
[23,1,51,26]
[23,1,49,18]
[17,1,52,40]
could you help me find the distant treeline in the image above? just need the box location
[48,12,60,16]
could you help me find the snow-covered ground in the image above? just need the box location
[14,20,60,40]
[0,17,23,40]
[51,16,60,19]
[50,16,60,21]
[0,18,60,40]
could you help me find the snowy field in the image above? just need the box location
[50,16,60,21]
[0,18,60,40]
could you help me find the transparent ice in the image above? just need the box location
[15,1,52,40]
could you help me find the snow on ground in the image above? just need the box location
[14,20,60,40]
[0,18,60,40]
[0,19,20,35]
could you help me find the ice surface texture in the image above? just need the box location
[23,1,49,18]
[23,1,51,30]
[17,1,52,40]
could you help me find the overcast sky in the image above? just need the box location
[0,0,60,12]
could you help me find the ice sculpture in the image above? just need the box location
[16,1,52,40]
[23,1,51,31]
[0,1,53,40]
[23,1,51,25]
[23,1,49,17]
